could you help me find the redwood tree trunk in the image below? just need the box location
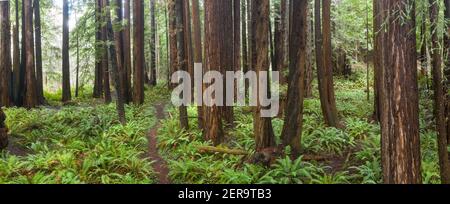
[379,0,422,184]
[429,0,450,184]
[191,0,204,129]
[123,0,132,103]
[149,0,157,86]
[444,0,450,146]
[253,0,275,151]
[34,0,44,104]
[274,0,285,82]
[106,0,126,124]
[204,0,227,144]
[281,0,307,156]
[0,1,11,107]
[94,0,104,98]
[133,0,145,105]
[319,0,338,127]
[175,0,189,130]
[12,0,20,105]
[23,0,37,108]
[62,0,71,102]
[168,0,177,90]
[101,0,111,104]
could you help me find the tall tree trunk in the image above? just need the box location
[444,0,450,146]
[62,0,71,102]
[94,0,104,98]
[0,0,11,107]
[204,0,228,144]
[281,0,307,156]
[242,0,249,98]
[253,0,275,151]
[34,0,44,104]
[123,0,132,103]
[304,3,313,98]
[429,0,450,184]
[12,0,20,105]
[183,0,194,102]
[175,0,189,130]
[149,0,157,86]
[105,0,126,124]
[191,0,204,129]
[24,0,37,108]
[114,0,127,104]
[319,0,338,127]
[274,0,285,80]
[165,4,170,87]
[101,0,111,104]
[168,0,177,91]
[0,108,7,149]
[133,0,145,105]
[75,5,80,98]
[372,0,385,122]
[378,0,422,184]
[233,0,240,102]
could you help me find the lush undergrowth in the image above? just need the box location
[157,68,442,184]
[0,85,169,184]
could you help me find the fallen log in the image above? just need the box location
[197,146,249,156]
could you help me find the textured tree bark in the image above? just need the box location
[274,0,285,82]
[149,0,157,86]
[0,1,11,107]
[175,0,189,130]
[319,0,339,127]
[183,0,194,100]
[34,0,45,104]
[168,0,177,91]
[429,0,450,184]
[372,0,386,122]
[304,4,314,98]
[191,0,204,129]
[94,0,104,99]
[0,108,7,150]
[101,0,111,104]
[233,0,241,103]
[253,0,275,151]
[12,0,20,105]
[379,0,422,184]
[105,0,126,124]
[23,0,37,108]
[444,0,450,146]
[133,0,145,105]
[281,0,307,156]
[123,0,132,103]
[62,0,71,103]
[203,0,227,145]
[242,0,249,98]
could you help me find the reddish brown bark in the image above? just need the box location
[23,0,37,108]
[133,0,145,105]
[34,0,44,104]
[204,0,228,144]
[429,0,450,184]
[253,0,275,151]
[123,0,132,103]
[0,1,11,107]
[62,0,71,102]
[191,0,204,129]
[281,0,307,156]
[378,0,422,184]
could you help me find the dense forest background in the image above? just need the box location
[0,0,449,184]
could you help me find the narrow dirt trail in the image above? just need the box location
[148,103,171,184]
